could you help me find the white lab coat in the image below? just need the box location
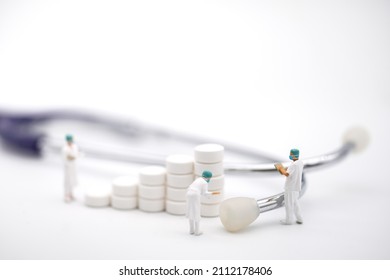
[63,143,79,196]
[186,178,210,222]
[284,159,304,223]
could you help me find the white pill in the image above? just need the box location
[201,203,220,217]
[166,187,187,202]
[196,175,225,191]
[138,184,165,200]
[138,198,165,212]
[166,155,194,175]
[84,186,111,207]
[194,144,224,163]
[139,166,166,185]
[112,176,138,197]
[166,200,186,215]
[201,191,224,205]
[111,195,137,210]
[194,161,224,177]
[138,185,165,199]
[167,173,194,189]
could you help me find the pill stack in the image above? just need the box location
[165,155,194,215]
[138,166,166,212]
[84,184,111,207]
[111,176,138,210]
[194,144,225,217]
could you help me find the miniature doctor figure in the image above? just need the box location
[275,149,304,225]
[186,170,219,236]
[63,134,79,202]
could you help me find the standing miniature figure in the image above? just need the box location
[275,149,304,225]
[63,134,79,202]
[186,170,219,236]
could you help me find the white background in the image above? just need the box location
[0,0,389,260]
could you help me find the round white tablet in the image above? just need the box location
[201,203,220,217]
[112,176,138,197]
[139,166,166,185]
[84,186,111,207]
[194,161,224,177]
[167,173,194,188]
[166,155,194,175]
[201,191,224,204]
[111,195,137,210]
[138,198,165,212]
[138,184,165,200]
[194,144,224,163]
[166,200,186,215]
[196,175,225,191]
[166,186,187,202]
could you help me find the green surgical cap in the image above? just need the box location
[202,170,213,178]
[65,134,73,142]
[290,149,299,158]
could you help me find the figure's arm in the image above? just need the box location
[274,163,289,177]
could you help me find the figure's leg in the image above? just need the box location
[189,219,195,234]
[194,221,202,236]
[281,192,293,225]
[293,192,303,224]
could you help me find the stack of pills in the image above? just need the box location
[194,144,225,217]
[165,155,194,215]
[111,176,138,210]
[138,166,166,212]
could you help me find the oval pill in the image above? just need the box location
[139,166,166,185]
[84,186,111,207]
[138,198,165,212]
[166,186,187,202]
[111,195,137,210]
[201,203,220,217]
[194,161,224,177]
[166,200,186,215]
[166,173,194,189]
[166,155,194,175]
[112,176,138,197]
[138,184,165,200]
[194,144,224,163]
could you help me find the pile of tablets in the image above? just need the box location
[83,143,224,218]
[138,166,166,212]
[165,155,194,215]
[194,144,224,217]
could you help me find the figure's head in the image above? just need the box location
[65,134,73,144]
[202,170,213,183]
[289,149,299,161]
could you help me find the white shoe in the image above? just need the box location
[280,219,293,225]
[194,231,203,236]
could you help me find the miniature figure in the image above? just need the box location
[63,134,79,202]
[275,149,304,225]
[186,170,219,236]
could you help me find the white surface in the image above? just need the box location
[0,0,389,260]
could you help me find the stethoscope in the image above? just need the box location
[0,109,369,232]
